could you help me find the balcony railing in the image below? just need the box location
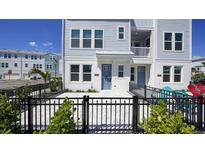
[131,47,151,57]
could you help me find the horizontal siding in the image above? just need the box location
[156,19,191,60]
[64,20,130,57]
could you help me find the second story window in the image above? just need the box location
[14,54,18,58]
[175,33,183,51]
[71,29,80,48]
[40,64,42,69]
[164,32,172,50]
[95,30,103,48]
[83,30,92,48]
[25,63,28,67]
[14,63,18,67]
[118,26,125,40]
[31,55,34,60]
[25,55,28,59]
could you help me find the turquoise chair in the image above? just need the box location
[160,86,172,98]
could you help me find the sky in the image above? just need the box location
[0,19,204,56]
[0,19,62,53]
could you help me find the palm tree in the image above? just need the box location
[28,68,51,96]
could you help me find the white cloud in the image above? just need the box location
[28,41,38,47]
[42,42,53,47]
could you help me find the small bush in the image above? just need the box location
[14,85,32,98]
[192,72,205,82]
[141,100,195,134]
[0,95,20,134]
[49,77,62,92]
[36,97,75,134]
[76,90,84,92]
[87,89,97,93]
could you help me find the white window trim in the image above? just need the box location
[82,29,92,49]
[82,64,92,82]
[70,64,80,82]
[118,65,124,78]
[163,65,172,83]
[70,29,81,49]
[117,26,125,40]
[94,29,104,49]
[174,66,183,83]
[163,31,184,52]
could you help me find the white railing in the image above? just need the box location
[131,47,151,57]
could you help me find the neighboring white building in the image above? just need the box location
[0,50,61,80]
[61,19,192,92]
[192,56,205,73]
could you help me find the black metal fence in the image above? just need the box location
[8,95,205,134]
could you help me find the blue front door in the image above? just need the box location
[137,66,145,88]
[102,64,112,90]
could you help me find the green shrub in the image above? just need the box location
[141,100,195,134]
[14,84,32,98]
[49,77,62,92]
[37,97,75,134]
[87,89,97,92]
[76,90,84,92]
[192,72,205,82]
[0,95,20,134]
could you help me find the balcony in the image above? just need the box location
[131,47,151,57]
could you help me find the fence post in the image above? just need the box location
[82,95,86,134]
[27,96,33,134]
[197,96,203,130]
[133,96,138,134]
[39,84,41,98]
[144,85,147,99]
[86,95,89,134]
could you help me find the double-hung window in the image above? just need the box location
[83,65,92,81]
[71,65,79,81]
[71,29,80,48]
[175,33,183,51]
[25,63,28,67]
[6,63,8,68]
[164,32,172,50]
[14,63,18,67]
[174,66,182,82]
[163,66,171,82]
[118,65,124,78]
[83,30,92,48]
[130,67,135,81]
[94,30,103,48]
[118,27,125,40]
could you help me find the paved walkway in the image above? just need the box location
[57,90,134,98]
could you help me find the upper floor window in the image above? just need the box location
[6,63,8,68]
[34,56,37,60]
[174,66,182,82]
[40,64,42,69]
[71,65,79,81]
[163,66,171,82]
[14,63,18,67]
[31,55,34,60]
[175,33,183,51]
[71,29,80,48]
[118,65,124,78]
[118,26,125,40]
[33,64,35,68]
[164,32,172,50]
[39,56,42,60]
[8,54,11,58]
[94,30,103,48]
[83,65,92,81]
[83,30,92,48]
[25,63,28,67]
[164,32,183,51]
[4,54,7,58]
[14,54,18,58]
[25,55,28,59]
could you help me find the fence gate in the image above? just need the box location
[81,96,139,134]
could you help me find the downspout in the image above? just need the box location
[62,19,66,90]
